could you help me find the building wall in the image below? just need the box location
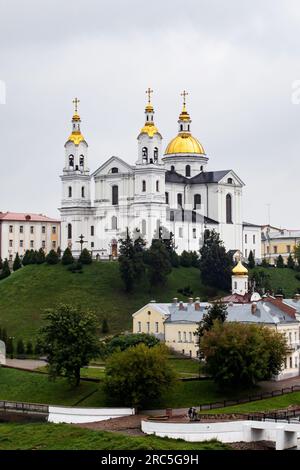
[243,226,262,261]
[164,323,198,358]
[132,305,166,339]
[262,237,300,265]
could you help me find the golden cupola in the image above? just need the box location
[66,97,86,146]
[138,87,161,138]
[164,91,205,156]
[232,260,249,276]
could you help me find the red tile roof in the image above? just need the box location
[0,212,60,223]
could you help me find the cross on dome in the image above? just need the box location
[146,87,153,104]
[73,97,80,114]
[181,90,189,107]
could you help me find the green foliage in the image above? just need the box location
[36,248,46,265]
[199,230,232,290]
[196,302,228,339]
[13,253,22,271]
[287,254,295,270]
[276,255,285,268]
[177,285,193,297]
[16,339,25,355]
[26,341,33,355]
[102,333,160,358]
[201,322,288,386]
[67,261,83,273]
[250,269,271,294]
[247,250,255,269]
[101,318,109,335]
[294,242,300,266]
[261,258,270,268]
[146,239,172,287]
[180,250,200,268]
[104,343,176,407]
[0,259,11,280]
[79,248,92,265]
[118,229,147,292]
[158,227,179,268]
[38,304,101,386]
[0,258,3,270]
[6,337,14,356]
[61,248,74,265]
[0,328,8,344]
[46,250,59,265]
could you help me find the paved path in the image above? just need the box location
[5,358,47,370]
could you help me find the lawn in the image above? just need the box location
[251,266,300,297]
[0,262,215,342]
[0,423,228,450]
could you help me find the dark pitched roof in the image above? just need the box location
[166,208,218,225]
[165,169,231,184]
[243,221,262,228]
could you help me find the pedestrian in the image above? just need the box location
[188,407,193,420]
[192,407,197,421]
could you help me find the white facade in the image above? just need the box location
[60,97,259,258]
[242,223,262,261]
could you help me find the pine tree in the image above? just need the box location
[199,229,232,290]
[22,250,32,265]
[119,230,135,292]
[57,247,62,259]
[276,255,285,268]
[26,341,33,355]
[17,339,25,355]
[79,248,92,265]
[287,254,295,270]
[62,247,74,265]
[0,259,11,280]
[1,328,7,345]
[180,250,192,267]
[46,249,59,265]
[248,250,255,269]
[6,337,14,357]
[36,248,46,264]
[13,253,22,271]
[101,318,109,334]
[146,239,172,286]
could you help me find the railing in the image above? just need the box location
[0,400,49,414]
[198,384,300,412]
[247,407,300,423]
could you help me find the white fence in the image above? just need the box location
[48,406,135,424]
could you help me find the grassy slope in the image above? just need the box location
[0,423,228,450]
[251,266,300,297]
[0,263,212,341]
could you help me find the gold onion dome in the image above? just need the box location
[67,130,85,145]
[232,260,248,275]
[139,88,159,137]
[66,98,86,145]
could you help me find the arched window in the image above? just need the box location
[185,165,191,177]
[177,193,183,208]
[112,185,118,205]
[171,165,175,172]
[142,180,146,192]
[194,194,201,209]
[180,124,183,131]
[156,180,159,192]
[154,147,158,161]
[142,219,147,236]
[68,186,72,198]
[79,155,84,168]
[81,186,85,198]
[188,124,190,131]
[200,165,203,171]
[165,192,169,204]
[227,177,233,184]
[142,147,148,161]
[111,216,118,230]
[111,167,119,174]
[67,223,72,239]
[69,155,74,167]
[226,194,232,223]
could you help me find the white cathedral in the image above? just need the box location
[60,91,260,259]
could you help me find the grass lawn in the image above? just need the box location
[0,263,217,342]
[0,423,228,450]
[37,365,106,380]
[168,356,202,377]
[251,266,300,297]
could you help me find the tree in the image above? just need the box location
[101,318,109,335]
[145,239,172,286]
[62,247,74,265]
[17,339,25,355]
[248,250,255,269]
[118,229,146,291]
[36,248,46,265]
[102,333,160,358]
[26,341,33,355]
[133,233,147,280]
[294,242,300,267]
[38,304,100,386]
[6,337,14,357]
[276,255,285,268]
[57,247,62,259]
[13,253,22,271]
[287,254,295,270]
[45,249,59,265]
[1,328,7,344]
[261,258,270,268]
[180,250,192,267]
[249,269,271,294]
[21,250,31,266]
[157,227,179,268]
[199,230,232,290]
[200,321,287,387]
[104,343,176,407]
[0,259,11,280]
[0,258,3,270]
[79,248,92,265]
[196,302,228,341]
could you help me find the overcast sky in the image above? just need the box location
[0,0,300,227]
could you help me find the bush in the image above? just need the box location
[26,341,33,355]
[177,285,193,297]
[67,261,83,273]
[101,319,109,334]
[13,253,22,271]
[62,247,74,265]
[0,259,11,280]
[36,248,46,264]
[16,339,25,355]
[46,249,59,265]
[79,248,92,265]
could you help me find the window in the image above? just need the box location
[183,332,187,342]
[234,281,237,289]
[20,226,23,234]
[170,211,174,222]
[165,192,169,204]
[112,216,118,230]
[112,185,118,205]
[227,178,233,184]
[274,246,278,254]
[146,321,150,333]
[68,223,72,239]
[290,357,293,368]
[178,331,182,342]
[296,356,298,368]
[180,124,183,131]
[189,332,192,343]
[142,147,148,161]
[52,241,56,249]
[9,254,13,261]
[142,219,147,236]
[171,165,175,171]
[253,249,255,257]
[295,331,297,343]
[193,228,196,239]
[289,332,292,344]
[111,167,119,174]
[200,165,203,171]
[9,225,13,233]
[79,155,84,167]
[68,186,72,198]
[91,226,94,236]
[245,249,248,258]
[156,180,159,192]
[189,350,192,357]
[154,147,158,161]
[179,227,183,238]
[245,234,248,244]
[155,322,159,333]
[30,240,34,248]
[287,245,291,253]
[226,194,232,223]
[253,235,256,244]
[142,180,146,192]
[30,226,34,234]
[138,321,141,333]
[194,194,201,209]
[185,165,191,177]
[42,240,46,249]
[9,240,13,247]
[81,186,85,198]
[177,193,183,208]
[20,240,23,247]
[69,155,74,167]
[52,226,56,234]
[42,226,46,234]
[91,242,94,248]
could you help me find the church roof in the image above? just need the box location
[166,208,218,225]
[0,212,60,222]
[165,169,231,184]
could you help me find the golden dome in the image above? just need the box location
[232,260,248,276]
[165,133,205,155]
[67,131,85,145]
[139,122,158,137]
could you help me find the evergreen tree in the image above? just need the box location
[119,230,135,292]
[261,258,270,268]
[294,243,300,267]
[79,248,92,265]
[0,257,3,270]
[1,328,7,345]
[13,253,22,271]
[199,229,232,290]
[62,247,74,265]
[30,250,38,264]
[26,341,33,355]
[22,250,32,266]
[17,339,25,355]
[154,226,179,268]
[146,239,172,286]
[36,248,46,264]
[6,337,14,357]
[248,250,255,269]
[57,247,62,259]
[101,318,109,334]
[133,234,147,280]
[276,255,285,268]
[46,249,59,265]
[34,342,42,357]
[180,250,192,267]
[0,259,11,280]
[287,254,295,270]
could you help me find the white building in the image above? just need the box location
[0,212,61,261]
[60,93,261,258]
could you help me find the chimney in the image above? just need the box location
[275,294,283,302]
[179,301,184,310]
[251,302,257,314]
[294,294,300,302]
[172,297,178,305]
[195,297,200,303]
[195,300,201,311]
[188,297,194,304]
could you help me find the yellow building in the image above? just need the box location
[261,225,300,265]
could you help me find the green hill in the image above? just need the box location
[0,262,217,342]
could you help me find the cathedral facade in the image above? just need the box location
[60,92,258,259]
